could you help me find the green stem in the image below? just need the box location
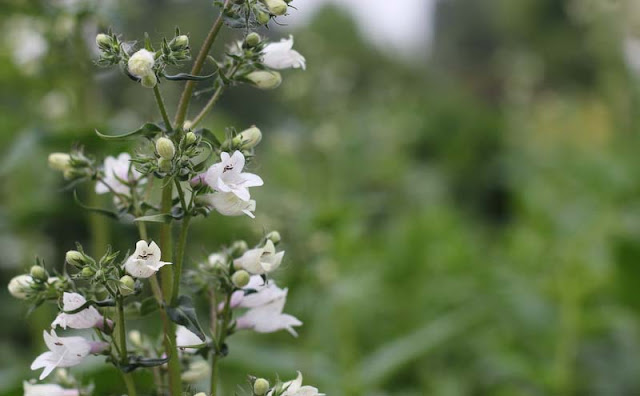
[171,215,191,305]
[116,295,137,396]
[137,222,148,241]
[190,85,225,129]
[122,372,137,396]
[210,292,232,395]
[153,84,173,132]
[159,181,174,302]
[174,0,231,127]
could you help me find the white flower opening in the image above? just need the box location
[204,151,263,202]
[31,330,104,380]
[267,372,324,396]
[51,292,105,330]
[202,191,257,218]
[124,240,172,278]
[262,35,306,70]
[233,240,284,275]
[95,153,143,196]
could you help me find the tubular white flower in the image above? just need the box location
[23,381,79,396]
[268,372,324,396]
[31,330,106,380]
[176,325,203,353]
[262,36,306,70]
[51,292,104,330]
[95,153,143,196]
[202,192,257,218]
[233,240,284,275]
[8,274,35,299]
[230,275,287,308]
[127,49,155,78]
[124,240,172,278]
[204,151,263,201]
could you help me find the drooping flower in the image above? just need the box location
[201,192,257,218]
[233,240,284,275]
[51,292,105,330]
[127,49,155,78]
[176,325,203,353]
[233,276,301,336]
[124,240,171,278]
[262,36,306,70]
[23,381,79,396]
[204,151,263,201]
[31,330,107,380]
[268,372,324,396]
[95,153,143,196]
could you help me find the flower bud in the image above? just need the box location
[256,11,270,24]
[29,266,48,282]
[253,378,270,395]
[230,240,249,257]
[119,275,136,296]
[194,393,207,396]
[232,270,250,288]
[48,153,71,172]
[233,126,262,150]
[66,250,88,268]
[141,73,158,89]
[174,35,189,49]
[129,330,143,346]
[158,158,172,172]
[95,33,111,49]
[183,120,193,131]
[8,275,34,300]
[128,49,155,78]
[263,0,288,15]
[246,70,282,89]
[266,231,281,245]
[246,32,261,47]
[81,267,95,277]
[156,137,176,160]
[185,131,197,146]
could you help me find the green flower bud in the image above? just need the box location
[141,73,158,88]
[174,35,189,49]
[156,137,176,160]
[233,126,262,150]
[120,275,136,296]
[48,153,71,172]
[66,250,87,268]
[8,275,34,300]
[30,266,48,282]
[185,131,197,146]
[256,11,270,25]
[96,33,111,49]
[232,270,250,288]
[246,32,261,47]
[230,240,249,257]
[158,158,172,172]
[246,70,282,90]
[266,231,281,245]
[264,0,288,15]
[81,267,95,277]
[253,378,270,395]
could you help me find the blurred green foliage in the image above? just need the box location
[3,0,640,395]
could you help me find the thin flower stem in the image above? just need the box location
[116,295,137,396]
[210,292,232,395]
[189,85,225,129]
[171,215,191,305]
[174,0,231,127]
[122,372,137,396]
[174,178,188,212]
[137,221,148,241]
[153,84,173,132]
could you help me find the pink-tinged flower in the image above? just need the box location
[262,35,306,70]
[95,153,143,196]
[51,292,108,330]
[204,151,263,202]
[31,330,108,380]
[233,240,284,275]
[124,240,171,278]
[233,276,301,337]
[23,381,79,396]
[201,192,256,218]
[267,372,324,396]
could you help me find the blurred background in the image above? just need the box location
[3,0,640,395]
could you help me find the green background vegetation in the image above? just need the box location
[2,0,640,395]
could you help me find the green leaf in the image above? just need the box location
[95,122,162,141]
[196,128,221,148]
[133,213,174,224]
[63,298,115,314]
[74,191,120,220]
[119,356,169,373]
[163,71,217,81]
[166,295,206,341]
[139,296,160,316]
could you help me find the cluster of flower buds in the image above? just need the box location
[225,0,292,27]
[47,149,94,181]
[8,260,67,302]
[96,31,124,66]
[249,372,324,396]
[160,28,191,66]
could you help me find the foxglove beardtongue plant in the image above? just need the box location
[8,1,324,395]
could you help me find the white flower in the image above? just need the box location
[233,276,301,336]
[51,292,104,330]
[262,35,306,70]
[23,381,79,396]
[268,372,324,396]
[233,240,284,275]
[8,274,35,299]
[31,330,104,380]
[124,240,171,278]
[127,49,155,78]
[95,153,143,196]
[202,192,257,218]
[204,151,263,201]
[176,325,203,352]
[207,253,228,269]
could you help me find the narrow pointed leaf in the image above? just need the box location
[163,71,217,81]
[95,122,162,141]
[133,213,174,224]
[166,295,206,341]
[74,191,120,220]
